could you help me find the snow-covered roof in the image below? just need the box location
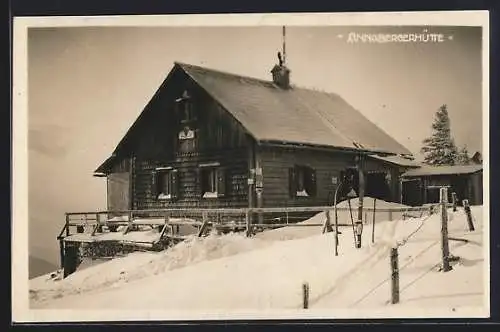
[368,154,420,167]
[95,62,412,174]
[402,164,483,177]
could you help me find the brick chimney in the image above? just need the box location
[271,51,291,89]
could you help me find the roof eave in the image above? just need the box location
[258,139,400,155]
[402,168,483,177]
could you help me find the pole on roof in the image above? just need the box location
[282,26,286,65]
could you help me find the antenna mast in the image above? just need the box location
[282,26,286,65]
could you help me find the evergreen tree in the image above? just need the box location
[456,145,471,165]
[421,104,458,165]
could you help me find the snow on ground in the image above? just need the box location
[29,199,486,317]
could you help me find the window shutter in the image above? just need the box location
[289,167,297,198]
[171,169,179,201]
[217,168,227,197]
[308,167,317,197]
[151,170,158,198]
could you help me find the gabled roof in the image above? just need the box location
[402,164,483,177]
[178,62,411,156]
[95,62,412,174]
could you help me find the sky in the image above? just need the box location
[26,25,483,268]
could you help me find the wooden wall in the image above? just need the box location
[114,70,251,211]
[257,146,401,207]
[132,150,249,210]
[470,172,483,205]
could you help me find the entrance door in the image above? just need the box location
[402,179,423,206]
[107,172,131,212]
[366,172,391,202]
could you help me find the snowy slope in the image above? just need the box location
[29,203,487,318]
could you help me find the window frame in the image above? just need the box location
[199,163,226,199]
[153,167,179,201]
[176,90,197,124]
[289,165,316,198]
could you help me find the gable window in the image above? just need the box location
[199,163,226,198]
[176,90,196,123]
[152,168,179,201]
[289,165,317,198]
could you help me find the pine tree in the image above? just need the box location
[456,145,471,165]
[421,104,458,165]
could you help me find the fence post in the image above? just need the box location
[323,209,333,234]
[371,198,377,244]
[451,192,458,212]
[462,199,475,231]
[440,187,452,272]
[245,209,252,237]
[390,247,400,304]
[96,213,102,233]
[302,282,310,309]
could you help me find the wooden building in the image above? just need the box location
[94,60,416,219]
[401,164,483,206]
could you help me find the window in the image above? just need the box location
[178,126,197,153]
[152,168,179,200]
[199,165,226,198]
[289,165,316,198]
[176,90,196,123]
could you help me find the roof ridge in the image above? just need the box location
[175,61,280,87]
[175,61,343,94]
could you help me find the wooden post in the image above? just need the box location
[356,155,365,249]
[95,213,101,234]
[302,282,310,309]
[390,247,400,304]
[399,177,403,204]
[198,211,209,237]
[452,192,458,212]
[59,239,65,270]
[323,209,333,234]
[440,187,452,272]
[63,243,79,278]
[126,210,133,234]
[371,198,377,244]
[388,210,393,221]
[462,199,475,231]
[65,214,70,236]
[245,209,252,237]
[348,199,356,245]
[158,213,170,243]
[325,209,338,256]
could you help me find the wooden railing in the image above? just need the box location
[58,203,452,244]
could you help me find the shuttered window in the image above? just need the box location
[289,165,316,198]
[153,168,179,201]
[199,166,226,198]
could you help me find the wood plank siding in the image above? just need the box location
[258,146,402,207]
[106,70,251,212]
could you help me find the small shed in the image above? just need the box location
[401,164,483,206]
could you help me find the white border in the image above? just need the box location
[12,10,490,322]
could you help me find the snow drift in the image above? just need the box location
[29,199,486,318]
